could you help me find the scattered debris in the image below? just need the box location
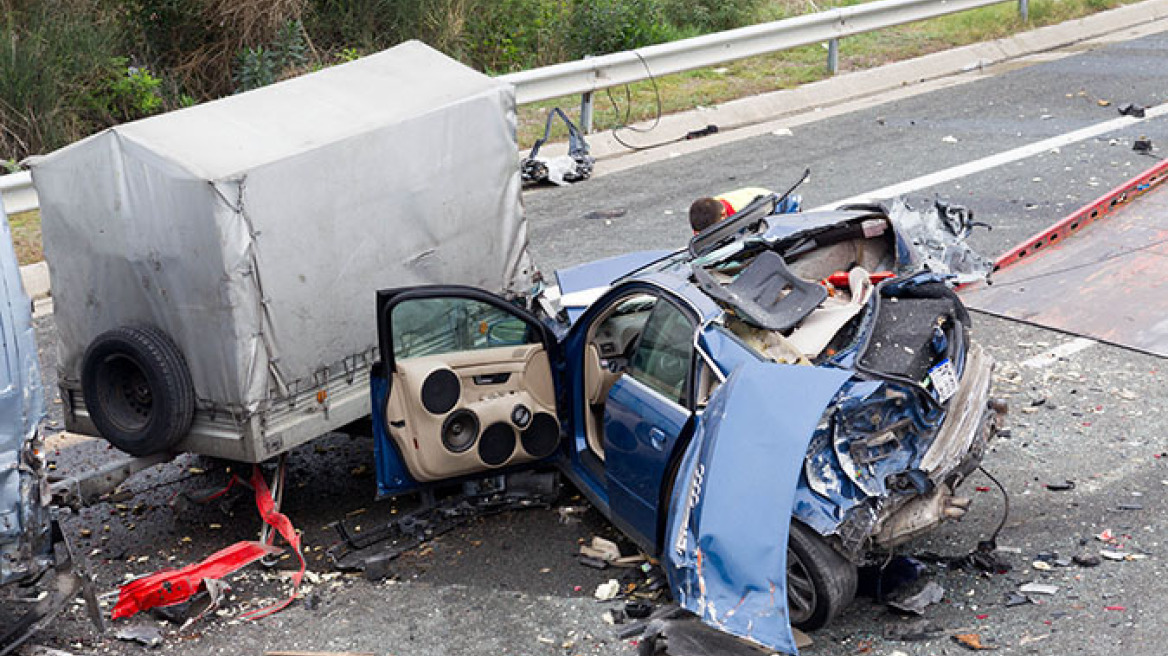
[1043,480,1075,491]
[520,108,593,186]
[595,579,621,601]
[1073,554,1101,568]
[942,135,959,143]
[1097,99,1112,107]
[1117,103,1147,118]
[1117,502,1144,511]
[114,624,163,649]
[638,607,778,656]
[1031,561,1052,571]
[952,633,997,651]
[581,536,622,563]
[1004,592,1032,607]
[888,582,945,616]
[583,209,628,221]
[684,125,719,140]
[626,601,654,619]
[265,652,376,656]
[329,472,558,573]
[1019,582,1058,595]
[883,619,947,642]
[1133,136,1153,153]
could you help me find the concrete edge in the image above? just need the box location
[19,260,49,301]
[530,0,1168,169]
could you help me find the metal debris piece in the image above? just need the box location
[1019,582,1059,595]
[1004,592,1032,607]
[114,624,163,648]
[1133,136,1153,153]
[1072,554,1101,568]
[887,581,946,616]
[1118,103,1147,118]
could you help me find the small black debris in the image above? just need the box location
[1073,554,1101,568]
[685,124,719,140]
[583,208,628,221]
[1118,103,1147,118]
[578,555,609,570]
[626,601,654,619]
[1044,480,1075,492]
[1004,592,1032,607]
[1134,136,1153,153]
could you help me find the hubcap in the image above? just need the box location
[787,547,818,625]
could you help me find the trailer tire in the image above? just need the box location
[81,325,195,457]
[787,520,857,631]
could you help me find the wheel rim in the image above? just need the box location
[787,546,818,625]
[97,354,153,432]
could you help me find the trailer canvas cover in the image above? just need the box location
[31,41,533,417]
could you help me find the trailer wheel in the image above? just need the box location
[787,520,857,631]
[81,326,195,456]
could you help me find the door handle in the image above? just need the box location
[648,427,667,450]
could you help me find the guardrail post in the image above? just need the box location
[1019,0,1029,21]
[579,91,594,134]
[827,38,840,74]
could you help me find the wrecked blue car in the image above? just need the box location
[370,195,1004,654]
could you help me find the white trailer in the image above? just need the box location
[28,41,534,462]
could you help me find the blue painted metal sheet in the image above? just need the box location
[663,360,850,654]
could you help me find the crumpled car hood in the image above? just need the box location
[663,350,851,654]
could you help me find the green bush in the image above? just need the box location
[661,0,763,31]
[463,0,571,72]
[566,0,672,58]
[0,0,128,160]
[232,20,309,92]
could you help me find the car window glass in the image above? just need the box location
[628,301,694,406]
[591,294,657,358]
[392,297,533,360]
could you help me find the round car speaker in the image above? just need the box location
[478,422,516,467]
[441,409,479,453]
[521,413,560,458]
[421,369,460,415]
[510,404,532,429]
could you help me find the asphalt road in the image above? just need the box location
[17,26,1168,656]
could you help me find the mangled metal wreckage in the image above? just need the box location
[0,200,99,655]
[370,193,1004,654]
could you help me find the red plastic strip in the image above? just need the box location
[239,465,306,621]
[994,158,1168,272]
[111,540,280,619]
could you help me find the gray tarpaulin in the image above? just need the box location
[29,41,534,415]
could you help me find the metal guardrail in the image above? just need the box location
[1,0,1028,215]
[499,0,1025,106]
[0,171,36,216]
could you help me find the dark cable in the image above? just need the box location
[607,51,704,151]
[978,465,1009,547]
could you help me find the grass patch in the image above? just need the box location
[8,210,42,266]
[517,0,1137,146]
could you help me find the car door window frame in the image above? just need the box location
[377,285,558,375]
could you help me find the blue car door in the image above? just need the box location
[602,296,696,550]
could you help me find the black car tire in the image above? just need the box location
[787,519,857,631]
[81,325,195,457]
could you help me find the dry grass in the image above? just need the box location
[8,210,42,266]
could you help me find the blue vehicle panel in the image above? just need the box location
[664,359,851,654]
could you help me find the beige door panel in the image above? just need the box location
[383,344,559,482]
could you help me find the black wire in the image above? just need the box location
[607,51,689,151]
[978,465,1009,547]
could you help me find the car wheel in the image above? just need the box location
[787,519,857,631]
[81,325,195,457]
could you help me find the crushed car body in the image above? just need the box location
[369,192,1003,654]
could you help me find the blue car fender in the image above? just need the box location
[663,359,851,654]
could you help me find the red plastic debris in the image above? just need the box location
[112,541,280,619]
[975,486,991,492]
[1105,605,1127,611]
[111,465,306,622]
[975,614,989,620]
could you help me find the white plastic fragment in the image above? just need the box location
[1019,582,1059,595]
[594,579,621,601]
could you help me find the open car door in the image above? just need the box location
[663,345,851,654]
[373,287,562,489]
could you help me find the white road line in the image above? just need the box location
[819,101,1168,209]
[1021,337,1097,368]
